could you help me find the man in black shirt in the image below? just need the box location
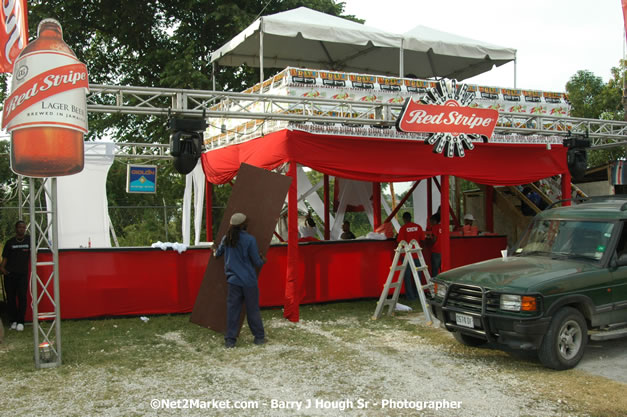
[340,220,356,240]
[1,220,30,332]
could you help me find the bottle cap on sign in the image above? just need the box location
[38,18,62,35]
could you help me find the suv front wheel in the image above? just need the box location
[538,307,588,370]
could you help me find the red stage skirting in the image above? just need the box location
[28,236,506,319]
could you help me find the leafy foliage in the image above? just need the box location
[24,0,356,143]
[566,70,606,119]
[566,62,626,168]
[0,1,353,245]
[0,141,21,245]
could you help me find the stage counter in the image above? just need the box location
[30,235,506,319]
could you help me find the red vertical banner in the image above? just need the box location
[284,162,300,322]
[372,182,381,229]
[623,0,627,42]
[323,174,330,240]
[205,180,213,242]
[0,0,28,73]
[440,175,451,272]
[561,171,572,206]
[485,185,494,233]
[427,178,433,220]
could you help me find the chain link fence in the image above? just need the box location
[0,203,230,248]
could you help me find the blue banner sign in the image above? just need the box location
[126,164,157,193]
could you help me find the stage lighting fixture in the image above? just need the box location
[168,117,207,175]
[563,133,590,182]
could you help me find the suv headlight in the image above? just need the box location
[500,294,538,312]
[434,282,448,298]
[500,294,521,311]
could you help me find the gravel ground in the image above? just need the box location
[577,337,627,384]
[0,313,588,417]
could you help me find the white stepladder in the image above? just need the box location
[372,239,434,324]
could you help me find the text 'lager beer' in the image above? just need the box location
[2,18,89,177]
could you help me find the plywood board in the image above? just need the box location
[190,163,292,333]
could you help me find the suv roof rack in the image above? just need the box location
[546,195,627,210]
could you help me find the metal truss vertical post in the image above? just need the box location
[17,175,29,220]
[28,177,62,369]
[18,175,23,218]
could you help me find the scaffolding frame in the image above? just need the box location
[17,177,62,368]
[87,84,627,149]
[16,83,627,369]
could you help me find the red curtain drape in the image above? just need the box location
[205,181,212,242]
[200,128,569,320]
[202,129,568,186]
[561,171,572,206]
[441,175,451,272]
[485,185,494,233]
[372,182,381,228]
[283,162,300,322]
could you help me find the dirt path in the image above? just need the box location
[578,337,627,384]
[1,308,625,417]
[426,314,627,385]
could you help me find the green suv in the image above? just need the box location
[429,197,627,370]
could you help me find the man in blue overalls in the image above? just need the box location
[214,213,266,348]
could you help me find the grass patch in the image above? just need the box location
[0,301,625,416]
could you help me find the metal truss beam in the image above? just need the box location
[84,142,172,160]
[16,83,622,370]
[87,84,627,149]
[26,177,62,368]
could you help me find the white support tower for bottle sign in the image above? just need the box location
[372,240,433,323]
[18,143,173,368]
[27,177,62,369]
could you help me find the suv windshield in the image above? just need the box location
[514,219,615,261]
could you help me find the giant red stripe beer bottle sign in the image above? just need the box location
[2,18,88,177]
[396,79,498,158]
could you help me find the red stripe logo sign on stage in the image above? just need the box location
[2,18,89,177]
[396,79,498,158]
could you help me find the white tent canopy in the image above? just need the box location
[210,7,516,82]
[211,7,403,81]
[402,25,517,80]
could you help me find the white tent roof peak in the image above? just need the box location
[401,25,516,80]
[403,25,516,59]
[259,7,401,47]
[210,7,403,74]
[210,6,516,80]
[263,7,392,35]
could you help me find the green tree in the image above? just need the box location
[0,1,355,244]
[566,62,626,168]
[566,70,605,119]
[598,63,625,121]
[0,140,21,244]
[24,0,357,142]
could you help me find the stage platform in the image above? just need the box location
[28,236,506,320]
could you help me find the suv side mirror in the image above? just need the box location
[617,253,627,267]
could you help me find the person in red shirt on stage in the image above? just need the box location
[462,213,479,236]
[396,212,426,301]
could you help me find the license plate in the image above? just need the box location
[455,313,474,328]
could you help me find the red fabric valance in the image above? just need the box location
[201,129,568,185]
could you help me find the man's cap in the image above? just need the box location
[230,213,247,225]
[464,213,475,221]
